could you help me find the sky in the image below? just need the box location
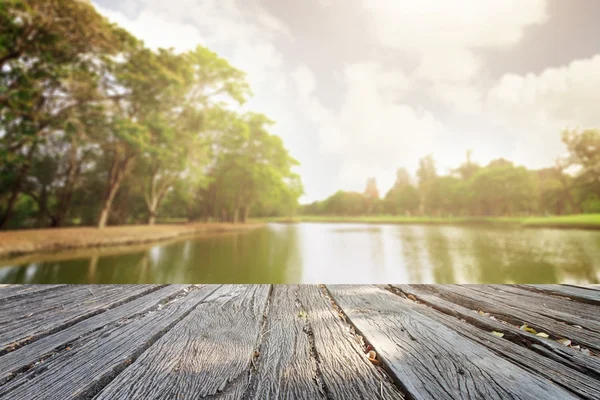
[93,0,600,203]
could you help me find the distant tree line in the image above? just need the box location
[0,0,303,230]
[302,130,600,217]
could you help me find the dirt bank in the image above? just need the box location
[0,222,264,259]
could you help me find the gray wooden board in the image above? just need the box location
[0,285,220,400]
[0,285,67,301]
[391,285,600,399]
[93,285,270,400]
[0,284,189,382]
[469,285,600,332]
[296,285,405,399]
[326,285,577,400]
[245,284,325,399]
[418,285,600,352]
[520,285,600,306]
[0,285,159,353]
[485,285,600,325]
[246,285,404,399]
[393,284,600,378]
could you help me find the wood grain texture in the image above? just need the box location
[0,284,159,353]
[0,285,220,400]
[391,285,600,378]
[326,285,577,400]
[94,285,270,400]
[245,285,324,399]
[0,284,190,382]
[519,285,600,305]
[296,285,405,399]
[391,285,600,399]
[0,285,66,301]
[471,285,600,332]
[246,285,404,399]
[419,285,600,352]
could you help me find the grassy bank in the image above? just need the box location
[255,214,600,230]
[0,222,264,259]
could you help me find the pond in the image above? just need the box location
[1,223,599,284]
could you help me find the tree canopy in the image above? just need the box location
[0,1,302,229]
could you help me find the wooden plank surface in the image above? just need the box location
[326,285,577,400]
[391,285,600,378]
[0,284,190,383]
[0,285,67,301]
[419,285,600,352]
[465,285,600,334]
[0,284,599,400]
[94,285,270,400]
[0,284,159,354]
[0,285,220,400]
[246,285,404,399]
[390,285,600,399]
[519,284,600,305]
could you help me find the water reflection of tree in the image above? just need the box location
[396,227,427,283]
[469,231,559,284]
[88,255,98,284]
[423,227,456,284]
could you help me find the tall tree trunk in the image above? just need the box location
[97,150,134,229]
[242,203,252,223]
[148,211,157,225]
[53,143,82,227]
[232,207,239,224]
[35,187,49,228]
[0,142,38,228]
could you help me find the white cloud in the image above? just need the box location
[293,63,445,192]
[362,0,548,83]
[433,84,483,114]
[94,4,204,52]
[485,54,600,167]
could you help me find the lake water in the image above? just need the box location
[1,223,599,284]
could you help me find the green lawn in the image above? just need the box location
[253,214,600,229]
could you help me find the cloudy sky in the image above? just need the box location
[93,0,600,202]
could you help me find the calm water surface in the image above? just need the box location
[1,223,599,284]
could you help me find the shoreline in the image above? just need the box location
[0,222,264,260]
[256,215,600,231]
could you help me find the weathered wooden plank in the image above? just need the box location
[391,285,600,398]
[0,284,160,354]
[326,285,577,400]
[93,285,270,400]
[296,285,405,399]
[244,285,404,399]
[418,285,600,352]
[519,285,600,306]
[0,285,220,400]
[0,285,67,301]
[467,285,600,332]
[245,285,325,399]
[565,284,600,292]
[0,284,190,382]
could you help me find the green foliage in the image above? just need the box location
[0,0,302,229]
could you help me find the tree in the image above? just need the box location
[454,150,479,181]
[140,46,251,224]
[416,155,437,215]
[383,168,419,216]
[0,0,126,228]
[562,129,600,199]
[364,177,379,214]
[201,112,302,223]
[467,162,535,216]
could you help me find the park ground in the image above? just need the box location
[0,222,263,259]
